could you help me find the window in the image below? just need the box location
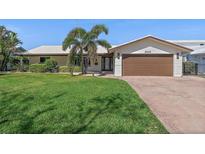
[40,57,50,63]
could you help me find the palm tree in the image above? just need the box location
[62,27,86,75]
[0,26,22,71]
[62,24,111,75]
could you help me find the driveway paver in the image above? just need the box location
[122,76,205,133]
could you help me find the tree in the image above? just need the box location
[62,24,111,75]
[0,26,22,71]
[9,56,29,72]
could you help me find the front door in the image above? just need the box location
[102,57,113,71]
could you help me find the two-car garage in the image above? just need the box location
[122,54,173,76]
[110,36,193,77]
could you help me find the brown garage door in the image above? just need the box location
[122,54,173,76]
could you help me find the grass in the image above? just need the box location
[0,73,168,133]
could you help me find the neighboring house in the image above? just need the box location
[170,40,205,74]
[17,35,194,76]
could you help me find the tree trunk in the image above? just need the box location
[84,56,88,74]
[80,49,84,74]
[81,54,84,74]
[1,57,7,71]
[70,65,74,76]
[4,56,9,71]
[0,59,4,71]
[1,53,10,71]
[20,58,23,72]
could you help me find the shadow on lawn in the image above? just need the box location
[17,105,56,133]
[0,89,150,133]
[0,103,56,133]
[71,93,145,133]
[0,73,11,76]
[0,91,67,133]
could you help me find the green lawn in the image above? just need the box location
[0,73,168,133]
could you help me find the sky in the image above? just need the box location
[1,19,205,50]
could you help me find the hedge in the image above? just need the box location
[59,66,70,72]
[73,66,81,72]
[183,61,197,75]
[59,66,81,73]
[29,64,47,73]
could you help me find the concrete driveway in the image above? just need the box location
[122,76,205,133]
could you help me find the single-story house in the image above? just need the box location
[17,35,194,76]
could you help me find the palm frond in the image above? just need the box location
[62,37,74,50]
[67,27,87,39]
[0,26,7,38]
[9,32,22,45]
[2,31,22,52]
[62,38,80,51]
[96,39,112,49]
[90,24,109,36]
[63,27,86,51]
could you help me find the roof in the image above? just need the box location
[17,35,198,56]
[170,40,205,55]
[17,45,109,56]
[190,48,205,55]
[16,46,68,56]
[109,35,193,52]
[169,40,205,43]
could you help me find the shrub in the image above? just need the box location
[183,61,197,75]
[59,66,69,72]
[73,66,81,72]
[59,66,81,73]
[45,59,58,72]
[29,64,47,73]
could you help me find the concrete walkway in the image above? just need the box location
[122,76,205,133]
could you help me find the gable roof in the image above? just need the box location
[109,35,193,52]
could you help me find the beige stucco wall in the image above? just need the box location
[113,38,185,77]
[27,55,102,71]
[28,55,68,66]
